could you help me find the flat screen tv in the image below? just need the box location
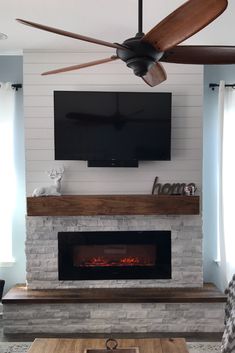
[54,91,172,167]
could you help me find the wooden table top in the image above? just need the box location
[28,338,189,353]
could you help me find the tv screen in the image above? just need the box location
[54,91,171,167]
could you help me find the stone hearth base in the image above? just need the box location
[2,284,226,334]
[3,301,224,334]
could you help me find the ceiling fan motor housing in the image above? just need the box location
[116,36,163,77]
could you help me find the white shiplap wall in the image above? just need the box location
[23,51,203,196]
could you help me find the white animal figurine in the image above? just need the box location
[32,167,65,197]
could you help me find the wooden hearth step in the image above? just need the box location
[2,283,226,304]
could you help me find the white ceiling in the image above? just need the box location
[1,0,235,55]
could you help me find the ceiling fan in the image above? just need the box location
[16,0,235,87]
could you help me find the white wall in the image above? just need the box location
[24,51,203,196]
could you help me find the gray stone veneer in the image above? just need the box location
[3,302,224,334]
[26,215,203,289]
[4,214,224,335]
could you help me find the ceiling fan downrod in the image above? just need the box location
[116,0,162,77]
[138,0,144,37]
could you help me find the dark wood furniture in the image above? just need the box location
[27,338,189,353]
[27,195,200,216]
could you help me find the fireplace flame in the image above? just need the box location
[79,256,153,267]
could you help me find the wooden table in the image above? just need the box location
[28,338,189,353]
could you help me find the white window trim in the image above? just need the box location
[0,258,16,267]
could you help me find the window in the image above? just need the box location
[0,83,16,264]
[217,81,235,286]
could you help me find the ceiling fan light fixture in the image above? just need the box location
[116,36,163,77]
[126,57,155,77]
[0,32,8,40]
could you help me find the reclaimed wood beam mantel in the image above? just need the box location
[27,194,200,216]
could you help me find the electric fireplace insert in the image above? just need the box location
[58,230,171,281]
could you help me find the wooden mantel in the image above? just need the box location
[27,194,200,216]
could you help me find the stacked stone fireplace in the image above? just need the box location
[26,214,203,289]
[3,212,226,334]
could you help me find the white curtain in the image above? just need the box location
[0,82,16,263]
[218,80,235,288]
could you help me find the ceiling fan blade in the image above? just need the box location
[16,18,125,50]
[41,56,119,76]
[141,63,167,87]
[141,0,228,52]
[161,45,235,64]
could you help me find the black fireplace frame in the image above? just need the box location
[58,230,171,281]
